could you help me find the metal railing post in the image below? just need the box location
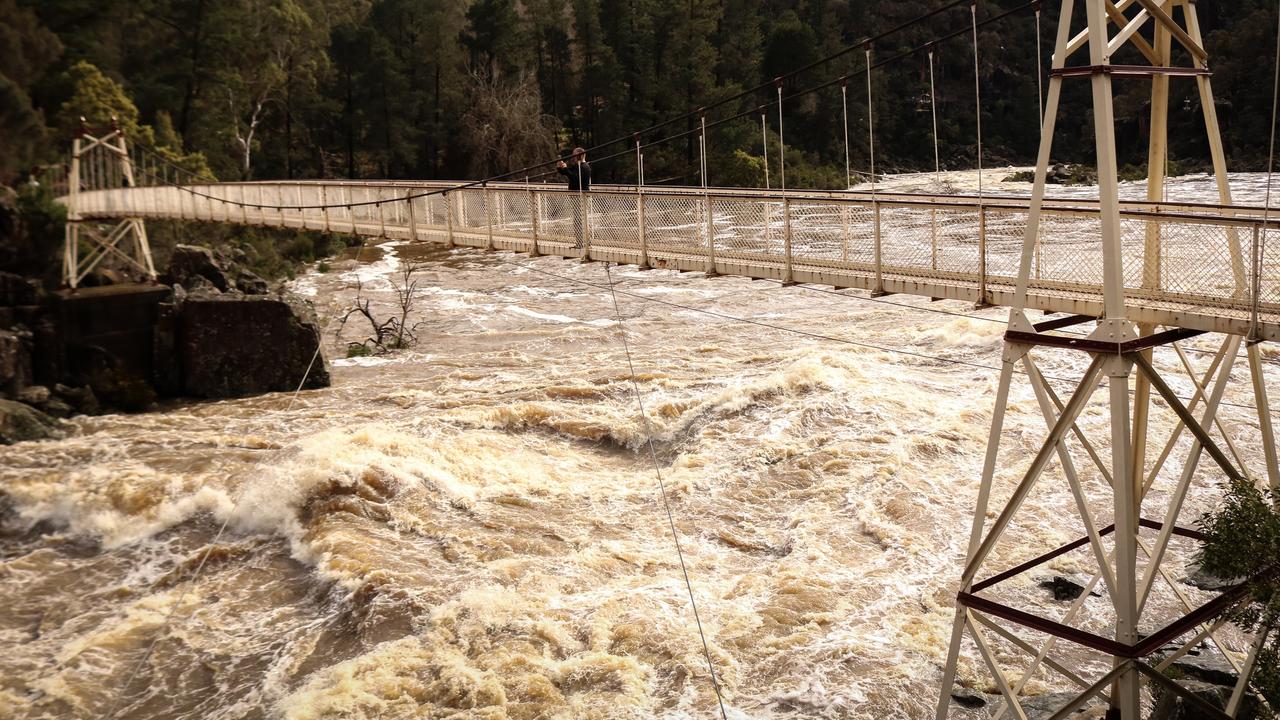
[347,186,357,235]
[406,189,419,242]
[977,204,989,307]
[378,192,388,238]
[484,185,494,250]
[580,193,592,261]
[841,204,850,263]
[1251,224,1262,338]
[445,192,455,247]
[528,187,540,256]
[706,194,717,274]
[783,196,794,284]
[321,185,331,232]
[931,207,939,271]
[872,200,884,295]
[638,193,648,268]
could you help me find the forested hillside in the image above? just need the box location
[2,0,1278,189]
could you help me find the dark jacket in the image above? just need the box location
[557,161,591,192]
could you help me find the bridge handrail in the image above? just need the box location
[64,179,1280,341]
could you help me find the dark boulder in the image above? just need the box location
[168,244,269,295]
[949,688,991,708]
[16,384,49,404]
[18,384,75,418]
[0,327,32,397]
[1163,649,1241,687]
[1151,679,1260,720]
[0,271,41,306]
[179,293,329,397]
[0,398,65,444]
[234,268,270,295]
[168,244,234,292]
[1018,692,1099,719]
[1182,564,1242,592]
[1039,576,1102,602]
[53,383,99,415]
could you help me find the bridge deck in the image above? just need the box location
[70,180,1280,340]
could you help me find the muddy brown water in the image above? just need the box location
[2,173,1275,719]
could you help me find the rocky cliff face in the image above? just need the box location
[177,292,329,398]
[0,243,330,443]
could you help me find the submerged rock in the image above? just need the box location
[1019,692,1103,718]
[1039,576,1102,602]
[168,244,270,295]
[1152,679,1261,719]
[179,293,329,397]
[1164,649,1241,687]
[1182,564,1242,592]
[950,687,990,708]
[0,398,64,444]
[169,244,233,292]
[0,327,32,396]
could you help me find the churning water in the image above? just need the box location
[2,172,1277,719]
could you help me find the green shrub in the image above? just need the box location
[0,183,67,284]
[1197,479,1280,707]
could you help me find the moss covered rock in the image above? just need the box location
[0,398,65,444]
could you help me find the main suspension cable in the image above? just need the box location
[121,0,1041,213]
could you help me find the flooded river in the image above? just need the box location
[1,172,1276,719]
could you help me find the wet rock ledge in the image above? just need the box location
[0,244,328,442]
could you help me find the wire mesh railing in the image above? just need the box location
[66,179,1280,333]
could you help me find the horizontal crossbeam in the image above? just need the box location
[1004,327,1203,353]
[1050,65,1212,78]
[971,518,1204,594]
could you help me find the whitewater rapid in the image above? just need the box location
[1,172,1275,719]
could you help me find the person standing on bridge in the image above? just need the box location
[556,148,591,249]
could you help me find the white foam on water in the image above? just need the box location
[339,242,403,289]
[2,170,1268,720]
[507,305,617,327]
[332,356,397,368]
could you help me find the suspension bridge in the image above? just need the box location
[54,0,1280,718]
[64,175,1280,341]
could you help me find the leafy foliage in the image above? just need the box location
[340,260,426,355]
[0,183,66,283]
[1198,480,1280,706]
[3,0,1280,185]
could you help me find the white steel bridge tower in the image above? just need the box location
[936,0,1279,718]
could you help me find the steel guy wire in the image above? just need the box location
[602,260,730,720]
[778,279,1280,370]
[498,256,1273,415]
